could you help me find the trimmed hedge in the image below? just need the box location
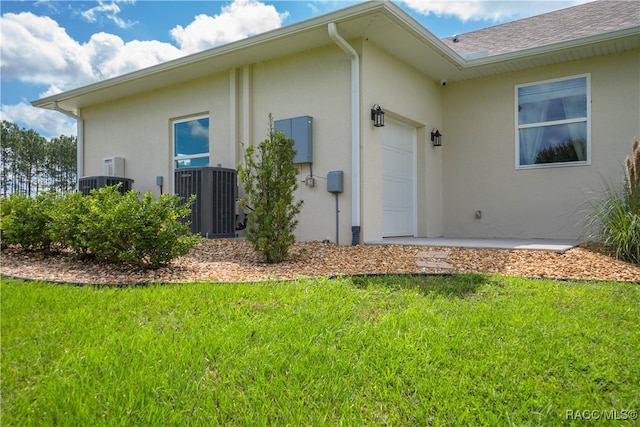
[0,186,202,268]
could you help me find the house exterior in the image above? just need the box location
[33,0,640,245]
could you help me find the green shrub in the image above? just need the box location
[0,192,56,251]
[48,190,92,257]
[1,186,202,268]
[238,114,303,263]
[107,190,201,267]
[78,185,127,263]
[77,186,201,267]
[588,137,640,264]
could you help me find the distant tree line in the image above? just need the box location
[1,120,77,196]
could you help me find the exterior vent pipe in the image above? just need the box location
[328,22,361,245]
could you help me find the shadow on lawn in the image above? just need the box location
[347,273,490,298]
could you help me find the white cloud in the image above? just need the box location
[39,85,65,98]
[0,10,181,137]
[1,12,94,87]
[0,0,289,135]
[0,12,183,89]
[85,32,184,80]
[1,102,77,138]
[81,0,136,29]
[170,0,288,54]
[400,0,593,23]
[2,0,288,90]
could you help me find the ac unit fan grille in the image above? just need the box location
[78,176,134,196]
[174,167,237,238]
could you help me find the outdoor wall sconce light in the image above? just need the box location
[371,104,385,127]
[431,128,442,146]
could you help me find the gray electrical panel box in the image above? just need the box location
[274,116,313,164]
[327,170,344,193]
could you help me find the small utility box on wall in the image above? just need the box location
[274,116,313,164]
[327,170,344,193]
[327,170,344,244]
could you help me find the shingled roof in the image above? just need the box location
[441,0,640,58]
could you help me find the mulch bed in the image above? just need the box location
[1,240,639,285]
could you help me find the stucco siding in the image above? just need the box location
[442,50,640,240]
[79,45,355,243]
[248,45,353,243]
[360,41,443,242]
[82,74,231,194]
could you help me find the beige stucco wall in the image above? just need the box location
[248,45,353,243]
[82,73,232,194]
[441,50,640,240]
[81,44,356,244]
[360,40,443,243]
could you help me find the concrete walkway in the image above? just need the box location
[368,237,579,253]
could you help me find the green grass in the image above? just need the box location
[2,275,639,426]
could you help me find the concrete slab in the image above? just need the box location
[415,251,450,259]
[416,260,453,269]
[368,237,579,253]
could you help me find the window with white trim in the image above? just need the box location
[516,75,590,168]
[173,115,210,169]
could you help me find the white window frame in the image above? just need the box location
[515,74,591,169]
[172,114,210,169]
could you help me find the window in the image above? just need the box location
[516,75,590,168]
[173,115,210,169]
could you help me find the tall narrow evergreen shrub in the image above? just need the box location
[238,115,302,263]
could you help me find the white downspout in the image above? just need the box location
[328,22,361,245]
[53,102,84,183]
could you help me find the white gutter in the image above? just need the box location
[328,22,361,245]
[53,102,84,182]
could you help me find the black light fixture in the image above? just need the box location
[371,104,385,127]
[431,128,442,146]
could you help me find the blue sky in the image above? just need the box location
[1,0,591,138]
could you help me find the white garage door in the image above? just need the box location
[382,119,416,237]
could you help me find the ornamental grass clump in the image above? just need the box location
[589,137,640,264]
[625,137,640,204]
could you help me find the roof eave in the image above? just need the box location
[31,3,640,112]
[459,25,640,68]
[32,0,392,112]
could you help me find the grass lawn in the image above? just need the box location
[1,274,639,426]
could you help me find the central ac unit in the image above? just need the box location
[78,176,134,196]
[174,167,237,238]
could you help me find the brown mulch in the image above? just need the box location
[1,240,639,285]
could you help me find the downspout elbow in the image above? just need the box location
[328,22,357,60]
[52,102,80,120]
[328,22,361,245]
